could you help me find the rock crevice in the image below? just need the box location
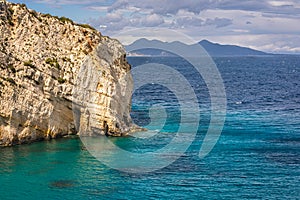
[0,1,135,146]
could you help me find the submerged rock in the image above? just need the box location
[0,1,136,146]
[49,180,75,188]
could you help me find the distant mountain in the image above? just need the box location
[126,38,177,56]
[126,38,272,57]
[199,40,270,56]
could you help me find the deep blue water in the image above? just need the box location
[0,55,299,199]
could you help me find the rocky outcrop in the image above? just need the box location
[0,0,135,146]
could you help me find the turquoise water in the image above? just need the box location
[0,56,299,199]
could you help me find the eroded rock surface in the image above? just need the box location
[0,1,135,146]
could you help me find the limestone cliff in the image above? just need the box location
[0,0,135,146]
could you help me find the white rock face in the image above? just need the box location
[0,1,135,146]
[73,38,135,137]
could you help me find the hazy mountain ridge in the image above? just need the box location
[126,38,272,57]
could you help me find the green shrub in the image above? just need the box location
[45,58,60,69]
[30,10,42,22]
[6,77,16,85]
[20,4,27,8]
[30,10,38,18]
[8,18,14,26]
[62,57,71,62]
[41,13,52,18]
[7,64,16,73]
[83,50,89,55]
[57,77,66,84]
[8,8,14,15]
[23,60,36,68]
[45,58,52,64]
[24,75,32,79]
[59,17,73,24]
[77,23,96,31]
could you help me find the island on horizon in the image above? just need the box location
[126,38,281,57]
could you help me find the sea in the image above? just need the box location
[0,55,299,199]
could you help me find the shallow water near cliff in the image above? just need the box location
[0,55,299,199]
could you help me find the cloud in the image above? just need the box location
[91,0,300,32]
[172,16,232,28]
[90,14,130,31]
[86,6,109,12]
[175,16,203,28]
[32,0,300,16]
[34,0,98,5]
[204,17,233,28]
[106,0,300,15]
[108,0,211,15]
[105,12,123,22]
[90,12,164,32]
[216,0,270,11]
[25,0,300,53]
[108,0,129,12]
[140,14,165,27]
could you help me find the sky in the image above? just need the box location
[9,0,300,54]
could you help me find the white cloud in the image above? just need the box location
[204,17,233,28]
[268,1,294,7]
[25,0,300,53]
[105,12,123,22]
[108,0,210,15]
[35,0,99,5]
[86,6,109,12]
[173,16,203,28]
[140,14,165,27]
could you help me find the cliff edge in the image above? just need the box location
[0,1,135,146]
